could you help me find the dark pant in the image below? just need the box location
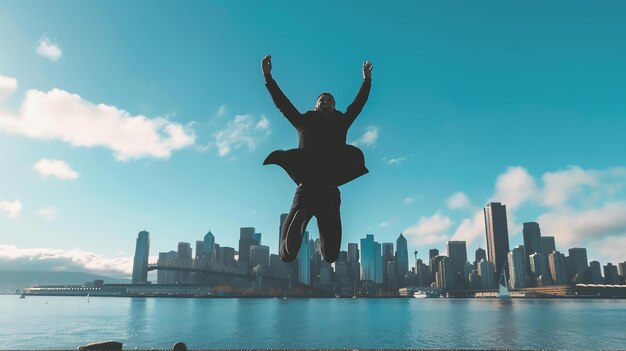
[280,184,341,263]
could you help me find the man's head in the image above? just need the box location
[315,93,336,115]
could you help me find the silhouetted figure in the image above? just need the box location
[262,55,373,263]
[172,341,188,351]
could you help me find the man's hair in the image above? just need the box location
[317,92,335,103]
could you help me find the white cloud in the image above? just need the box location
[403,197,415,205]
[352,126,378,148]
[403,212,452,246]
[0,86,196,161]
[0,200,23,219]
[450,210,484,244]
[447,192,470,210]
[37,207,58,220]
[212,114,271,157]
[538,201,626,248]
[33,158,79,180]
[490,166,538,210]
[387,155,409,166]
[541,166,598,207]
[0,75,18,101]
[0,245,157,277]
[36,36,62,62]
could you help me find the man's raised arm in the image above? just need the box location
[262,55,302,128]
[345,61,373,129]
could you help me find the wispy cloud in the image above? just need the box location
[210,114,271,157]
[0,200,23,219]
[403,211,452,246]
[0,77,196,161]
[0,75,18,101]
[403,197,416,205]
[33,159,79,180]
[385,155,410,166]
[352,126,378,148]
[37,207,58,221]
[36,35,62,62]
[378,216,400,228]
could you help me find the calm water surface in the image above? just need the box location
[0,295,624,349]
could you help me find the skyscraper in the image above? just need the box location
[475,247,486,267]
[395,234,409,285]
[589,260,603,284]
[435,256,454,289]
[177,242,192,283]
[604,263,619,284]
[548,251,567,285]
[529,252,551,286]
[360,234,380,282]
[132,230,150,284]
[239,227,256,273]
[568,248,589,279]
[477,259,495,289]
[382,242,394,288]
[508,246,527,289]
[541,236,556,255]
[484,202,510,281]
[429,248,439,283]
[157,250,177,284]
[619,262,626,278]
[523,222,542,282]
[195,240,204,259]
[203,231,215,259]
[347,242,360,287]
[250,244,270,274]
[253,232,262,245]
[298,231,310,285]
[446,241,467,287]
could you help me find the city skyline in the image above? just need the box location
[2,1,626,278]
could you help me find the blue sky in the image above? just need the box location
[1,1,625,277]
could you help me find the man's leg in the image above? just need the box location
[280,185,313,262]
[316,187,342,263]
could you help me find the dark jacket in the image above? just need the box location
[263,74,372,187]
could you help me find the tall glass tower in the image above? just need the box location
[298,231,310,285]
[132,230,150,284]
[395,233,409,285]
[484,202,510,281]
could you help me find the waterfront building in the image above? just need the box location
[463,262,473,287]
[298,231,310,285]
[446,241,467,287]
[541,236,556,255]
[619,262,626,279]
[604,263,619,284]
[254,232,262,245]
[347,242,360,287]
[484,202,511,281]
[548,251,567,285]
[203,231,215,260]
[157,250,177,284]
[508,246,527,289]
[415,259,430,287]
[395,234,409,286]
[589,261,603,284]
[219,246,235,269]
[469,269,481,289]
[568,248,589,281]
[319,260,332,285]
[475,247,486,268]
[250,244,270,274]
[132,230,150,284]
[195,240,204,259]
[477,259,495,289]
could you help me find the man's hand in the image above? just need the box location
[363,60,373,80]
[262,55,272,75]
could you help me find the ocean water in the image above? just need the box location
[0,295,624,350]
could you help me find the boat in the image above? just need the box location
[19,294,25,299]
[413,289,440,298]
[498,265,511,300]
